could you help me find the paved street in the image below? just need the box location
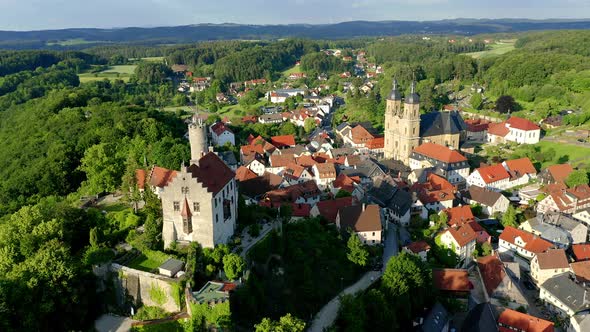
[94,314,133,332]
[383,223,399,266]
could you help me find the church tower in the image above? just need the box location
[188,118,208,165]
[384,79,421,165]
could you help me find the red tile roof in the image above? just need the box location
[504,158,536,178]
[444,205,475,226]
[350,125,375,144]
[498,308,554,332]
[242,115,258,124]
[487,122,510,137]
[314,162,337,179]
[366,137,384,149]
[535,249,569,270]
[446,224,477,247]
[220,282,237,292]
[296,155,318,167]
[270,154,296,168]
[464,119,490,132]
[545,164,574,184]
[506,116,540,131]
[337,204,382,232]
[333,173,361,193]
[572,244,590,261]
[186,152,235,195]
[432,269,473,292]
[283,163,308,179]
[411,174,455,204]
[414,143,467,164]
[180,198,192,218]
[150,166,178,188]
[262,181,320,204]
[404,240,431,254]
[210,121,232,136]
[477,255,505,296]
[571,261,590,283]
[499,226,553,254]
[476,163,511,184]
[271,135,296,148]
[135,169,146,190]
[235,166,258,182]
[315,197,354,223]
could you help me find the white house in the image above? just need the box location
[411,174,455,219]
[467,163,511,191]
[501,157,537,187]
[462,185,510,216]
[409,142,470,186]
[498,226,553,260]
[440,224,477,267]
[402,241,431,262]
[487,116,541,145]
[336,204,383,245]
[210,122,235,146]
[530,249,570,285]
[312,163,337,190]
[540,273,590,319]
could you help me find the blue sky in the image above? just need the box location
[1,0,589,30]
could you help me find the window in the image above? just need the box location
[215,198,218,208]
[181,187,189,194]
[372,232,375,236]
[173,201,180,211]
[193,202,200,212]
[216,214,219,223]
[183,216,192,233]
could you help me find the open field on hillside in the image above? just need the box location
[465,40,516,59]
[78,65,136,83]
[282,64,302,77]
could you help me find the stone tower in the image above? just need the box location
[189,118,208,165]
[384,80,421,165]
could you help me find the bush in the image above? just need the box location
[133,306,169,321]
[248,223,261,237]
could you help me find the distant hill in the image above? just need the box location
[2,19,590,49]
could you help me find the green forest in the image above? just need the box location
[1,30,590,331]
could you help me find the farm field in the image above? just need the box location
[465,40,516,59]
[78,65,136,83]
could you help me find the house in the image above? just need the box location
[462,185,510,216]
[572,244,590,262]
[464,119,490,142]
[444,205,475,226]
[158,258,185,277]
[261,180,321,207]
[235,166,258,182]
[258,113,284,124]
[497,308,554,332]
[244,155,267,176]
[487,116,541,144]
[502,157,538,187]
[477,255,523,303]
[238,172,285,204]
[288,72,306,80]
[271,135,296,149]
[499,226,553,260]
[519,217,572,249]
[268,154,297,174]
[539,164,574,185]
[340,158,387,183]
[218,151,238,171]
[193,281,236,305]
[432,268,473,295]
[365,137,385,157]
[410,143,470,186]
[241,115,258,124]
[574,208,590,226]
[282,163,313,185]
[411,174,456,219]
[571,260,590,283]
[467,163,511,191]
[538,184,590,214]
[336,204,383,245]
[403,241,431,262]
[210,122,235,146]
[540,273,590,317]
[440,224,477,266]
[541,212,588,244]
[333,173,361,194]
[136,166,178,198]
[530,249,570,284]
[368,175,412,226]
[312,163,337,190]
[310,196,355,223]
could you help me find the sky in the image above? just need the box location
[1,0,590,31]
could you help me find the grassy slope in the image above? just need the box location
[282,64,302,77]
[464,41,516,59]
[78,65,136,83]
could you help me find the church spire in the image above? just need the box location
[388,78,401,101]
[406,80,420,104]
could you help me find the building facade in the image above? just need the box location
[384,80,421,165]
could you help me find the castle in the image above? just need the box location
[384,79,467,165]
[160,119,238,249]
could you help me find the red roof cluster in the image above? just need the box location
[476,163,510,184]
[271,135,296,148]
[444,205,475,226]
[498,308,554,332]
[499,226,553,254]
[414,143,467,164]
[333,173,361,193]
[464,118,491,132]
[314,197,354,223]
[411,174,455,204]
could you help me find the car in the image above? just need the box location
[523,280,536,290]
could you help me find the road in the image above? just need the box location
[94,314,133,332]
[308,222,399,332]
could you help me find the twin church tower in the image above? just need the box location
[384,79,421,165]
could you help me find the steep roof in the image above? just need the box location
[338,204,382,233]
[180,198,192,218]
[296,155,318,167]
[239,172,283,198]
[350,124,375,144]
[464,118,490,132]
[210,121,232,136]
[366,137,384,149]
[414,143,467,164]
[572,244,590,261]
[487,121,510,137]
[271,135,296,148]
[445,205,475,226]
[270,154,296,168]
[545,164,574,184]
[315,197,354,223]
[150,166,178,188]
[504,158,537,177]
[476,163,511,184]
[283,163,308,179]
[420,111,466,138]
[507,116,540,131]
[540,273,590,313]
[404,240,431,254]
[498,308,554,332]
[314,162,337,179]
[235,166,258,182]
[411,173,455,204]
[432,269,473,292]
[186,152,235,195]
[477,255,505,296]
[535,249,569,270]
[571,260,590,283]
[446,224,477,247]
[135,169,147,190]
[333,173,360,193]
[464,185,505,206]
[499,226,553,254]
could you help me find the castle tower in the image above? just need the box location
[189,118,208,165]
[384,79,421,165]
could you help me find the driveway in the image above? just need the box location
[95,314,133,332]
[308,271,381,332]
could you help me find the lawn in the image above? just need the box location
[78,65,136,83]
[282,64,302,77]
[464,40,516,59]
[126,252,168,272]
[512,140,590,168]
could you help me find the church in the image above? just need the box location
[384,79,467,165]
[160,119,238,249]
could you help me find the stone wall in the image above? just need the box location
[111,263,182,313]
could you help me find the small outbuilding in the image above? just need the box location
[158,258,184,277]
